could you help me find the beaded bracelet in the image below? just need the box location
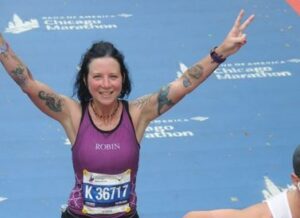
[210,46,226,64]
[0,42,8,54]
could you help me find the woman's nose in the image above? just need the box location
[101,77,110,88]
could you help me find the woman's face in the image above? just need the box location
[86,57,123,105]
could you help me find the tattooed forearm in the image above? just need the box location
[1,43,33,88]
[157,85,174,115]
[11,64,27,87]
[181,64,204,88]
[133,94,152,109]
[38,91,63,112]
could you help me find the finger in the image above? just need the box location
[232,34,247,44]
[239,14,255,32]
[233,9,245,28]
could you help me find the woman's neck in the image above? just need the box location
[91,99,120,121]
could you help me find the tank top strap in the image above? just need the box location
[121,100,135,127]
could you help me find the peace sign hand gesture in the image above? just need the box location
[217,10,255,58]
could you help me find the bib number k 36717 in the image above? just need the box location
[82,169,132,215]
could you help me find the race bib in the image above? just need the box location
[82,169,132,215]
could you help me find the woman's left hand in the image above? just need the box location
[217,9,255,58]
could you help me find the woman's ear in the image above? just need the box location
[291,173,300,188]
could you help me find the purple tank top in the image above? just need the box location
[68,100,140,218]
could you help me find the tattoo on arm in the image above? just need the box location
[182,74,192,88]
[1,52,9,59]
[38,91,63,112]
[133,94,152,109]
[157,85,174,115]
[185,64,204,80]
[11,64,27,87]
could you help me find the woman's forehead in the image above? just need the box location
[88,57,121,73]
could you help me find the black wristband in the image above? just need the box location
[210,46,226,64]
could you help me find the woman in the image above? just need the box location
[0,10,254,218]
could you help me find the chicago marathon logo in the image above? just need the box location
[4,13,133,34]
